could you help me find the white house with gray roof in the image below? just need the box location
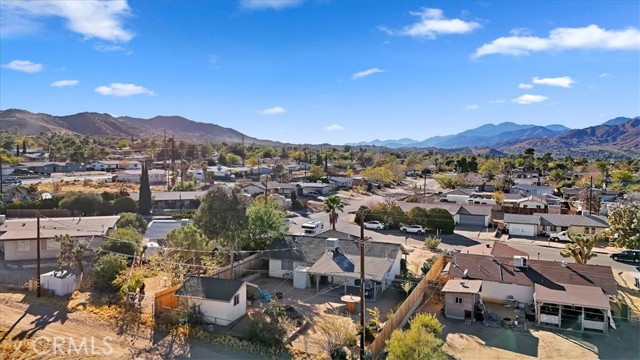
[504,213,609,237]
[262,231,407,301]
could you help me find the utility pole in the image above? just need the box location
[36,212,41,297]
[164,130,168,191]
[589,175,593,216]
[355,209,368,359]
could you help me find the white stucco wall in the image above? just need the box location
[480,281,533,304]
[186,283,246,326]
[269,259,306,278]
[508,223,536,237]
[447,195,470,204]
[519,200,545,209]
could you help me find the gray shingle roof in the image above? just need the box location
[448,253,617,295]
[263,235,402,265]
[144,220,189,241]
[539,214,608,228]
[504,214,540,225]
[175,277,244,301]
[307,251,395,282]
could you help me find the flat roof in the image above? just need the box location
[535,283,610,310]
[442,279,482,294]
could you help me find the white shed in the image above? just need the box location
[293,266,311,289]
[40,270,76,296]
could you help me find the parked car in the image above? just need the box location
[610,250,640,263]
[1,177,22,185]
[400,225,425,234]
[364,221,385,230]
[305,191,320,198]
[548,231,571,242]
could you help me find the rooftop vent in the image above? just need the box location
[326,238,339,252]
[513,255,528,268]
[561,261,568,268]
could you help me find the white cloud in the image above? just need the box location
[50,80,79,87]
[2,59,43,73]
[598,72,610,78]
[258,106,286,115]
[95,83,155,97]
[465,104,479,110]
[94,43,132,54]
[1,0,134,42]
[239,0,303,10]
[511,94,548,105]
[474,24,640,57]
[489,99,506,104]
[518,83,533,89]
[532,76,576,88]
[380,8,481,39]
[324,124,343,131]
[352,68,384,80]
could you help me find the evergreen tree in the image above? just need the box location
[138,162,152,215]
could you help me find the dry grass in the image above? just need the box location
[37,180,139,195]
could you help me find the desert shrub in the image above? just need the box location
[424,236,441,250]
[112,197,137,214]
[410,313,444,336]
[93,253,127,289]
[59,191,103,215]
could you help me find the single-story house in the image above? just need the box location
[90,160,141,171]
[511,184,555,196]
[20,151,50,162]
[297,182,331,196]
[117,169,165,184]
[443,188,475,204]
[263,232,408,301]
[442,279,483,320]
[238,181,295,197]
[18,162,86,174]
[461,242,528,257]
[504,213,609,237]
[0,216,118,261]
[129,191,206,211]
[396,202,494,227]
[175,277,251,326]
[445,247,617,333]
[503,195,548,210]
[328,176,351,189]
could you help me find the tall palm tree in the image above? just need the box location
[559,234,598,264]
[323,194,344,231]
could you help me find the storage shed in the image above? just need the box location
[40,270,77,296]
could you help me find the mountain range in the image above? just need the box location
[1,109,638,156]
[0,109,277,146]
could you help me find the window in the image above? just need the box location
[233,294,240,306]
[46,239,61,251]
[455,297,463,304]
[590,228,596,234]
[281,260,294,271]
[17,240,31,252]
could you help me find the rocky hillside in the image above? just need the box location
[0,109,275,145]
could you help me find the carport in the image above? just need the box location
[534,283,611,333]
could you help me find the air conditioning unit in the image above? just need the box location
[513,255,528,268]
[283,272,292,278]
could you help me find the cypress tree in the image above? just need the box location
[138,162,152,215]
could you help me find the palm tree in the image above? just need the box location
[200,161,209,186]
[323,194,344,231]
[559,234,598,264]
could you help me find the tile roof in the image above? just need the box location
[175,276,244,302]
[0,216,118,241]
[448,253,617,295]
[462,242,529,257]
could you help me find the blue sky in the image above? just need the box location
[1,0,639,144]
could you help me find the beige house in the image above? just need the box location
[0,216,118,261]
[442,280,483,320]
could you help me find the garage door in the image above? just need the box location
[508,223,536,237]
[459,214,485,226]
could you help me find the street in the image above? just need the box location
[287,187,636,273]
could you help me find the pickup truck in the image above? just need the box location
[548,231,571,242]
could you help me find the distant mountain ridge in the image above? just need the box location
[0,109,276,145]
[357,122,571,148]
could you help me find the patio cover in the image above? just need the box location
[534,283,610,310]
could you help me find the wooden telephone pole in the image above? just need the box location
[36,212,41,297]
[355,208,369,359]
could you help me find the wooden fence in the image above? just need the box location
[368,255,446,359]
[208,253,265,280]
[154,284,181,315]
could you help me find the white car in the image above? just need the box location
[548,231,571,242]
[364,221,385,230]
[400,225,425,234]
